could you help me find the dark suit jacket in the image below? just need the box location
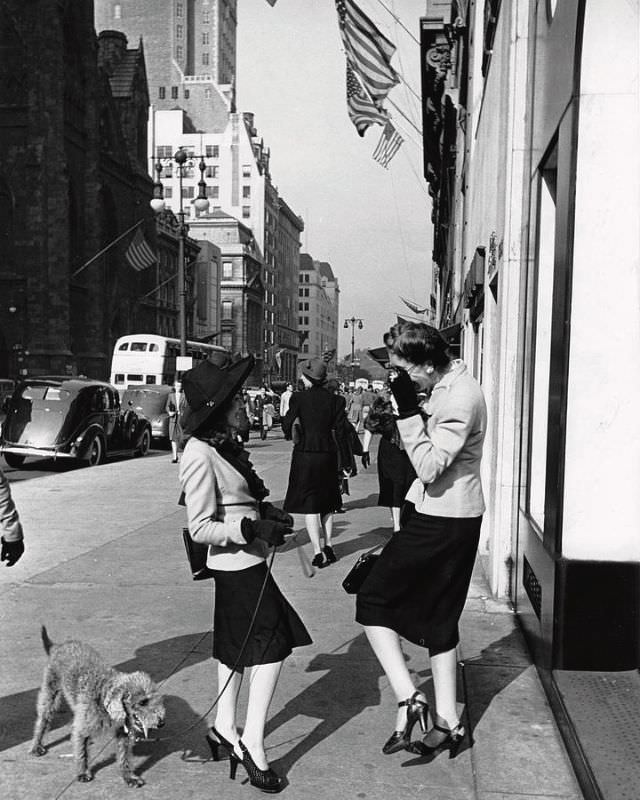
[282,386,346,452]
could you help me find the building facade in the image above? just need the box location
[95,0,236,132]
[0,2,154,380]
[298,254,340,364]
[421,0,640,682]
[275,198,305,384]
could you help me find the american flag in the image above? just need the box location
[372,121,404,167]
[346,63,388,137]
[125,227,158,272]
[335,0,399,106]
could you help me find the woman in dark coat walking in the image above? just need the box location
[282,359,346,569]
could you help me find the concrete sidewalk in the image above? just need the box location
[0,433,583,799]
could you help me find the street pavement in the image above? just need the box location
[0,432,583,800]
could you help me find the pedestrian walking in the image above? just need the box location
[347,386,365,433]
[0,465,24,567]
[356,321,486,757]
[165,379,185,463]
[281,358,345,569]
[361,391,416,532]
[279,383,294,418]
[179,355,311,794]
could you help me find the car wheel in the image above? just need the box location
[137,428,151,457]
[85,434,104,467]
[3,453,25,469]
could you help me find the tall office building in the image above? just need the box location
[95,0,237,131]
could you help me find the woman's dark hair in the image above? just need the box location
[386,322,450,369]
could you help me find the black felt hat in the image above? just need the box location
[181,354,254,434]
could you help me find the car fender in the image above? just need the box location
[74,424,106,457]
[132,418,152,447]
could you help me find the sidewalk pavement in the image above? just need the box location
[0,432,583,800]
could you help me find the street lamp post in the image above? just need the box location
[344,316,363,386]
[150,148,210,362]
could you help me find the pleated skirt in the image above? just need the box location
[356,510,482,655]
[211,562,312,668]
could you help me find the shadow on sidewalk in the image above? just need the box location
[265,632,384,774]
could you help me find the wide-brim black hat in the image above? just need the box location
[368,346,390,368]
[181,354,254,435]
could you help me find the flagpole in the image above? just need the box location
[71,219,145,278]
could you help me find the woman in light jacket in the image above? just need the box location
[356,322,486,758]
[179,355,311,793]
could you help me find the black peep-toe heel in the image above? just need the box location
[205,725,238,765]
[233,739,283,793]
[420,720,466,758]
[382,691,428,754]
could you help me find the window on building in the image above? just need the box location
[203,10,210,23]
[177,25,183,38]
[222,261,233,278]
[242,206,251,219]
[205,88,212,99]
[171,86,178,99]
[222,300,233,320]
[221,332,232,349]
[304,302,309,311]
[164,187,173,198]
[163,165,173,178]
[202,52,209,65]
[176,46,183,60]
[184,88,190,99]
[242,164,251,177]
[242,186,251,199]
[303,343,309,353]
[206,185,219,198]
[205,165,219,178]
[304,288,309,297]
[206,145,219,158]
[158,86,166,99]
[304,317,309,326]
[176,2,183,16]
[156,145,172,158]
[181,186,194,199]
[113,3,121,19]
[202,32,209,44]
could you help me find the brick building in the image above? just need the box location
[0,2,155,379]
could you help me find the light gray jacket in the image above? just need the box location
[397,361,486,518]
[179,437,267,571]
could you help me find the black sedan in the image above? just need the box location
[0,377,152,468]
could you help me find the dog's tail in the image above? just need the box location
[41,625,53,655]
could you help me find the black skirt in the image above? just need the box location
[211,562,312,668]
[376,437,416,508]
[356,510,481,655]
[283,450,342,514]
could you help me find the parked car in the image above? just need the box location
[0,377,152,468]
[122,385,172,444]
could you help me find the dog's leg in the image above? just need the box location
[115,729,145,788]
[71,703,93,783]
[30,672,60,756]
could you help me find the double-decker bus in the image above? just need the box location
[110,334,227,391]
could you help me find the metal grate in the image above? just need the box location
[523,555,542,620]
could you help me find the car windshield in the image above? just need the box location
[122,389,168,415]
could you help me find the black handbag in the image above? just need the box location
[182,527,215,581]
[342,544,384,594]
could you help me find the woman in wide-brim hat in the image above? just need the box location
[281,357,346,569]
[179,354,311,794]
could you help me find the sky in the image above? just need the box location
[235,0,432,358]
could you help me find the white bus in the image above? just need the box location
[110,334,228,391]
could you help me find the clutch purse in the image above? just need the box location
[342,544,384,594]
[182,527,215,581]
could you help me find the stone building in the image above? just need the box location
[0,2,155,379]
[298,254,340,364]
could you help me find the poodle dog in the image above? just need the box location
[30,626,165,787]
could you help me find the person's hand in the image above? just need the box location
[241,518,292,547]
[389,370,419,416]
[361,451,371,469]
[1,537,24,567]
[259,501,294,527]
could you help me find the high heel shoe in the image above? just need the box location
[382,691,428,754]
[205,725,237,763]
[323,545,337,564]
[420,720,466,758]
[232,739,283,793]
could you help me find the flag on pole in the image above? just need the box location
[372,121,404,168]
[346,63,388,137]
[125,227,158,272]
[335,0,400,106]
[400,296,429,314]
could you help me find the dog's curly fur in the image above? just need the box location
[29,626,165,787]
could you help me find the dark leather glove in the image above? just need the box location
[240,518,291,547]
[389,369,419,417]
[361,451,371,469]
[1,537,24,567]
[259,501,294,527]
